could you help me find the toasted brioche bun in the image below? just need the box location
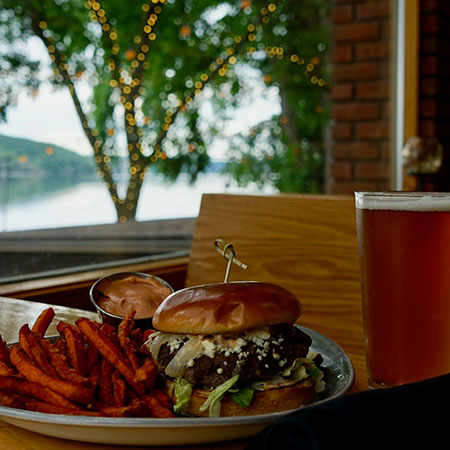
[167,378,315,417]
[152,281,302,334]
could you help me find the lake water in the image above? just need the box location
[0,173,274,232]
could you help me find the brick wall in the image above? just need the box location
[418,0,450,190]
[327,0,392,194]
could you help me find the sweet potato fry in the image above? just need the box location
[25,400,103,416]
[31,307,55,336]
[85,341,100,375]
[130,328,144,347]
[142,394,174,418]
[0,391,26,409]
[57,322,86,376]
[100,323,121,347]
[134,357,157,390]
[0,335,12,367]
[150,387,172,410]
[118,311,140,371]
[100,399,151,417]
[0,360,15,376]
[112,370,127,407]
[88,360,102,391]
[1,313,175,419]
[53,336,67,355]
[18,325,58,378]
[40,339,90,387]
[9,345,94,405]
[76,318,144,395]
[0,375,78,409]
[143,329,156,342]
[99,357,114,406]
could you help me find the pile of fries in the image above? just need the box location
[0,308,174,418]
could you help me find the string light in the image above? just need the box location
[42,0,327,220]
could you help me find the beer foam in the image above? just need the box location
[355,192,450,211]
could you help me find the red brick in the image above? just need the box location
[356,81,389,99]
[355,161,390,179]
[332,142,380,160]
[380,141,391,159]
[333,62,380,81]
[331,83,353,100]
[333,22,380,42]
[421,0,450,14]
[356,121,389,139]
[421,14,440,33]
[328,0,394,195]
[420,77,438,96]
[419,120,437,136]
[420,0,439,12]
[357,1,390,20]
[331,4,354,23]
[330,162,353,180]
[381,100,393,120]
[332,44,353,63]
[420,99,438,117]
[331,123,353,141]
[420,57,438,76]
[356,41,390,60]
[333,102,381,120]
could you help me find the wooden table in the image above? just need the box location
[0,296,368,449]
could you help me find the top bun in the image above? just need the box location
[152,281,302,334]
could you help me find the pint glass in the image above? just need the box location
[355,192,450,388]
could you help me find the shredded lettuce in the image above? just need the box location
[230,386,254,408]
[199,375,239,417]
[308,366,325,393]
[281,358,309,380]
[173,378,193,413]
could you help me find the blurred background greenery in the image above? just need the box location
[0,0,331,222]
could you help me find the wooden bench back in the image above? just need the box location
[186,193,363,354]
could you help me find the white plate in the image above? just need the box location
[0,326,354,446]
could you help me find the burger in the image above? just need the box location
[146,281,324,417]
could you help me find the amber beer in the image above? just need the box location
[355,192,450,388]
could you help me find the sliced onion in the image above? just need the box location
[165,335,204,378]
[147,332,182,363]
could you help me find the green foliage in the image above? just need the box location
[218,0,331,193]
[0,0,331,221]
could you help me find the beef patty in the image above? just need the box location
[156,324,312,387]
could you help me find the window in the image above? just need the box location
[0,1,331,284]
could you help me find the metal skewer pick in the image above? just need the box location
[214,239,248,283]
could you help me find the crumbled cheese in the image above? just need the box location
[227,337,247,352]
[168,337,184,352]
[244,327,271,346]
[201,339,216,358]
[154,326,278,367]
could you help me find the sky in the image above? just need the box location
[0,37,93,155]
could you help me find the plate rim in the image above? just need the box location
[0,326,355,431]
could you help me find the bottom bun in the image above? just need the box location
[170,378,316,417]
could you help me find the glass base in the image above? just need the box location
[367,377,400,389]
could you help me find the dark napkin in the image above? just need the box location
[245,373,449,449]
